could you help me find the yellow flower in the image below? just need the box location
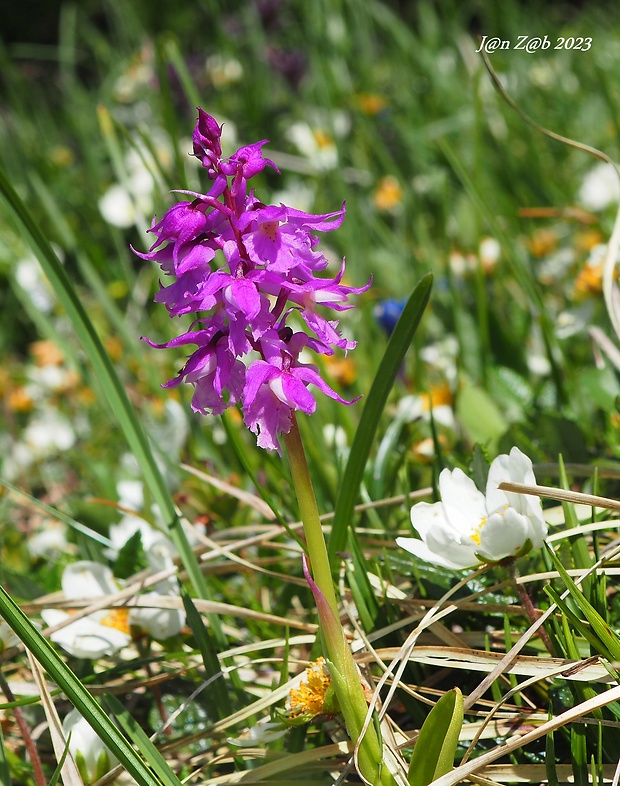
[50,146,74,168]
[529,229,557,258]
[573,261,603,298]
[286,657,338,721]
[575,229,603,252]
[419,383,453,411]
[356,93,387,115]
[7,387,34,413]
[373,175,403,212]
[30,339,64,367]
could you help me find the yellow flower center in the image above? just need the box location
[288,657,331,718]
[312,129,334,151]
[470,505,509,546]
[470,517,486,546]
[420,383,453,411]
[99,609,130,635]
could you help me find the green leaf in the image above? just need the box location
[545,714,560,786]
[328,272,432,564]
[180,587,232,719]
[102,694,184,786]
[544,543,620,661]
[114,530,146,580]
[456,380,507,450]
[407,687,463,786]
[0,722,11,786]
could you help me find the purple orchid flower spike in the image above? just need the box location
[137,108,368,452]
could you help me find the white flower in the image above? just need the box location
[28,520,68,559]
[14,252,57,313]
[397,447,547,569]
[206,54,243,87]
[23,409,77,455]
[129,590,185,640]
[578,162,620,212]
[41,562,131,658]
[287,122,338,171]
[62,708,118,784]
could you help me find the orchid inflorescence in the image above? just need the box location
[134,109,368,452]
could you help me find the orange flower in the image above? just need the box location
[324,355,356,387]
[373,175,403,212]
[356,93,387,115]
[573,262,603,298]
[30,340,64,367]
[7,387,34,413]
[529,229,557,258]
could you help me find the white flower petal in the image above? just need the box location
[61,562,119,600]
[42,610,129,659]
[478,509,530,561]
[439,468,487,522]
[129,594,185,640]
[396,537,475,569]
[63,708,117,782]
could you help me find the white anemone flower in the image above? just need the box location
[578,162,620,212]
[62,708,118,784]
[41,562,131,658]
[397,447,547,569]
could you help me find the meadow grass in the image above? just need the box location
[2,1,620,784]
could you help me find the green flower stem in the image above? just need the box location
[283,414,396,786]
[283,415,339,618]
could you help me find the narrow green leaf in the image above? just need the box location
[0,723,11,786]
[102,694,184,786]
[571,724,588,786]
[0,478,113,549]
[544,585,609,659]
[180,587,232,719]
[545,716,559,786]
[328,272,432,564]
[407,687,463,786]
[544,544,620,661]
[0,585,165,786]
[46,736,70,786]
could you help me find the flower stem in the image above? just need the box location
[283,414,339,617]
[510,561,556,656]
[283,414,396,786]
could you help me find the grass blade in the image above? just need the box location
[328,272,432,564]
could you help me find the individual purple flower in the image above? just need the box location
[138,108,368,452]
[243,332,356,452]
[238,203,344,273]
